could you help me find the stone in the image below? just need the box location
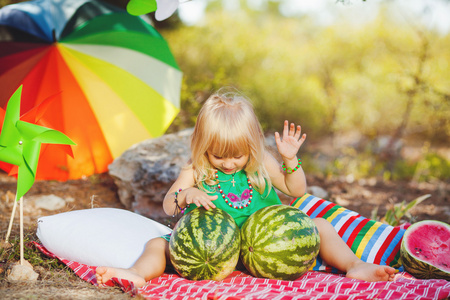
[7,260,39,282]
[108,129,193,219]
[34,194,66,211]
[307,186,328,199]
[0,240,12,249]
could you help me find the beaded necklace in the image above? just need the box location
[214,170,253,209]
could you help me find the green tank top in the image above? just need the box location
[183,170,282,228]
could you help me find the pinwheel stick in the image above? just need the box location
[4,195,25,265]
[20,196,24,265]
[4,194,18,244]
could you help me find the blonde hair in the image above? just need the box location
[190,89,272,195]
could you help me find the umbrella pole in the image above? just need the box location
[20,196,24,265]
[4,194,18,244]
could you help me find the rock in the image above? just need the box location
[7,260,39,282]
[307,186,328,199]
[34,194,66,211]
[108,129,193,219]
[0,240,12,249]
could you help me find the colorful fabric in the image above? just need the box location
[290,194,405,273]
[184,170,282,228]
[32,242,450,300]
[161,233,171,242]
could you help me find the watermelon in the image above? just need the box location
[169,207,240,281]
[400,220,450,280]
[240,205,320,281]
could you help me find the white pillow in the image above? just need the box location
[36,208,172,268]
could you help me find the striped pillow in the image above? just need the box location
[290,194,405,273]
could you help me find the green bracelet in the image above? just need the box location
[282,158,302,174]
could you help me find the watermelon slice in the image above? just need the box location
[400,220,450,280]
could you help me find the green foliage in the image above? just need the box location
[372,194,431,226]
[163,6,450,146]
[312,143,450,182]
[391,152,450,181]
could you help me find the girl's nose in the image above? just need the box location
[222,159,234,169]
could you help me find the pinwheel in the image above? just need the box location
[0,85,75,264]
[0,0,182,181]
[127,0,187,21]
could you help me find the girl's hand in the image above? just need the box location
[274,120,306,160]
[183,187,217,210]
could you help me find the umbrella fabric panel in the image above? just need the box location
[63,43,182,111]
[61,13,180,70]
[18,46,113,180]
[0,24,48,43]
[0,0,96,41]
[0,44,50,108]
[60,0,123,40]
[59,44,179,157]
[58,45,153,158]
[0,8,50,42]
[62,11,162,41]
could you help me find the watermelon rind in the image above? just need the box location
[169,207,240,281]
[400,220,450,280]
[240,205,320,281]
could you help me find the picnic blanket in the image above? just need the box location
[32,242,450,300]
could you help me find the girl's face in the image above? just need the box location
[207,151,249,174]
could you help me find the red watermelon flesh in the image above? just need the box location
[405,222,450,272]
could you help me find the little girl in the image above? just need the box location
[96,90,397,287]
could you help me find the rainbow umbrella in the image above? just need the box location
[0,0,182,181]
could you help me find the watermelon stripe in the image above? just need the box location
[240,205,320,280]
[170,208,240,281]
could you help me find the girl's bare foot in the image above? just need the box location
[346,260,398,282]
[96,266,147,288]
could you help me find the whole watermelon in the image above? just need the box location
[240,205,320,281]
[400,220,450,280]
[169,207,240,281]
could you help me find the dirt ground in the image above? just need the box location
[0,170,448,299]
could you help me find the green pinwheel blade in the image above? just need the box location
[127,0,157,16]
[0,86,22,147]
[0,145,24,167]
[16,121,76,145]
[0,116,22,166]
[16,139,41,200]
[0,85,76,201]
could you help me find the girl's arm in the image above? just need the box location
[265,152,306,198]
[162,165,217,215]
[265,120,307,198]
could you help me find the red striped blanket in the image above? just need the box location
[32,242,450,300]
